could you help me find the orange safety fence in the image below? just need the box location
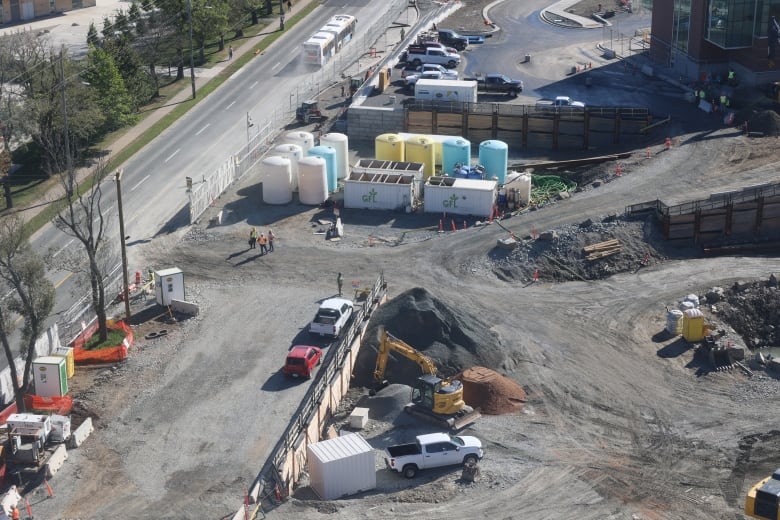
[70,321,134,364]
[23,394,73,416]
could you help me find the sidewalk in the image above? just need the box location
[21,0,317,236]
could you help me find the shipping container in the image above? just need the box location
[307,433,376,500]
[423,177,497,217]
[414,79,478,103]
[344,172,418,211]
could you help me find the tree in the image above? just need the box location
[52,159,118,343]
[84,45,136,130]
[102,38,156,110]
[87,22,100,47]
[0,216,55,412]
[192,0,229,61]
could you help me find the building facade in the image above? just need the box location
[0,0,96,25]
[650,0,780,84]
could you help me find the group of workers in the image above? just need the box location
[249,227,275,255]
[695,87,732,112]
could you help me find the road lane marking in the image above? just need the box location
[131,175,151,192]
[53,239,75,258]
[272,62,280,70]
[225,101,236,110]
[165,149,180,163]
[250,81,258,89]
[54,271,74,289]
[195,124,210,136]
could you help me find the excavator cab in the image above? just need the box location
[296,99,325,124]
[412,373,467,416]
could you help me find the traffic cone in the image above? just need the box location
[451,219,456,232]
[615,163,622,176]
[665,137,672,150]
[368,234,373,246]
[463,220,467,230]
[438,219,443,233]
[532,225,537,240]
[25,497,32,517]
[533,269,539,282]
[44,478,54,498]
[646,147,651,159]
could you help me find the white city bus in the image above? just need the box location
[302,31,336,66]
[321,14,357,52]
[302,14,357,66]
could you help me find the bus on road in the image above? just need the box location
[302,14,357,66]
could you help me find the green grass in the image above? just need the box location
[18,0,319,236]
[83,328,127,351]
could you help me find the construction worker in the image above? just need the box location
[727,69,736,85]
[337,272,343,296]
[720,94,728,108]
[267,229,275,252]
[249,227,258,249]
[698,88,706,100]
[258,233,268,255]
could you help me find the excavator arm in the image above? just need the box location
[373,330,437,383]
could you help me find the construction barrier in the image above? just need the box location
[70,321,134,364]
[24,394,73,416]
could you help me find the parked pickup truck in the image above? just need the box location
[402,47,461,69]
[384,432,484,478]
[309,298,354,338]
[437,29,485,50]
[535,96,586,109]
[469,73,523,96]
[404,69,459,87]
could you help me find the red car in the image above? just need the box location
[283,345,323,379]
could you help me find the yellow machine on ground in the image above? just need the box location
[371,330,480,430]
[746,469,780,519]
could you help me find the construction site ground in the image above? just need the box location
[22,1,780,519]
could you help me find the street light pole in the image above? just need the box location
[187,0,196,99]
[115,169,131,321]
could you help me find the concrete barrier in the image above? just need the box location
[68,417,93,449]
[45,444,68,478]
[170,299,199,316]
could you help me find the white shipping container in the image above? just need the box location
[423,177,497,217]
[307,433,376,500]
[415,79,478,103]
[344,172,418,211]
[7,413,51,438]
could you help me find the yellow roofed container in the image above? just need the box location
[375,134,405,162]
[405,136,436,179]
[682,308,705,342]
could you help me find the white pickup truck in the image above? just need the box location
[384,432,483,478]
[535,96,586,110]
[308,298,354,338]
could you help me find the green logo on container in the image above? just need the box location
[362,188,378,204]
[442,194,460,208]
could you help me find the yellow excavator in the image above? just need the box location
[371,330,480,430]
[746,469,780,519]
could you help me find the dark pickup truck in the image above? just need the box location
[468,73,524,96]
[437,29,485,50]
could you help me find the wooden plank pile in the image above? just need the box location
[582,239,622,261]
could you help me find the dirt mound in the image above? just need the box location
[352,288,504,388]
[711,275,780,348]
[747,110,780,136]
[457,366,527,415]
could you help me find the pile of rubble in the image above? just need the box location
[706,275,780,349]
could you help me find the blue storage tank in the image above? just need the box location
[442,137,471,175]
[308,145,337,192]
[478,140,508,184]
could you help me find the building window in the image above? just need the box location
[706,0,755,47]
[673,0,692,52]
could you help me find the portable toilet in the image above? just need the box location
[155,268,185,306]
[32,356,68,397]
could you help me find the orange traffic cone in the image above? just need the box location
[533,269,539,282]
[646,147,651,159]
[463,220,467,230]
[451,219,456,232]
[438,219,443,233]
[615,163,623,176]
[665,137,672,150]
[44,478,54,498]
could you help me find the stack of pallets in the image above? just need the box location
[582,239,622,261]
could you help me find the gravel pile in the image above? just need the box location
[711,275,780,348]
[747,110,780,136]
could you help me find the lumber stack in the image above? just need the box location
[583,239,622,261]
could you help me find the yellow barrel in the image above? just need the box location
[405,136,436,178]
[682,308,705,342]
[375,134,404,161]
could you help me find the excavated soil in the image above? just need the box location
[747,110,780,136]
[457,366,527,415]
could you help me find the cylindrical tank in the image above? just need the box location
[666,309,684,335]
[685,293,700,308]
[297,156,328,205]
[307,145,337,192]
[274,144,303,192]
[478,140,508,184]
[679,300,695,312]
[320,132,349,180]
[261,156,292,205]
[405,136,435,178]
[514,173,532,205]
[375,133,405,161]
[284,131,314,156]
[442,137,470,175]
[682,308,705,342]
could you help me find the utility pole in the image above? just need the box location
[59,46,74,199]
[115,169,131,320]
[188,0,196,99]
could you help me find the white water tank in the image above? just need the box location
[320,132,349,180]
[274,144,303,192]
[284,131,314,155]
[261,156,292,205]
[298,156,328,205]
[666,309,683,335]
